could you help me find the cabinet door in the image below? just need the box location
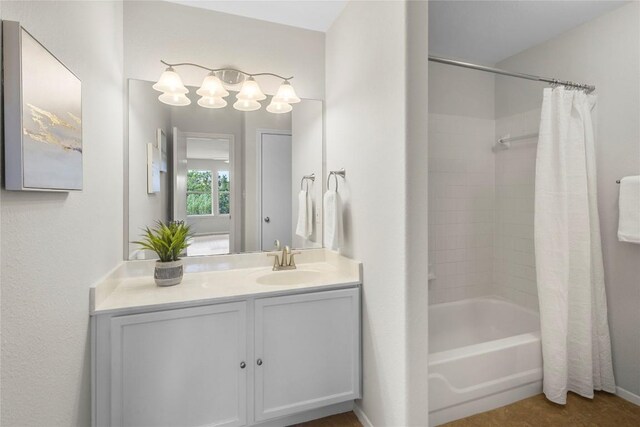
[110,302,247,427]
[254,288,360,421]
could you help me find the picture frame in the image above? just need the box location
[157,128,167,173]
[147,143,161,194]
[3,20,83,191]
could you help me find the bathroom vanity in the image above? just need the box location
[90,249,361,427]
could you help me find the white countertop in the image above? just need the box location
[91,249,361,316]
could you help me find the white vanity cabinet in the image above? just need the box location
[254,289,361,421]
[108,302,247,427]
[92,286,361,427]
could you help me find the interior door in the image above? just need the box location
[110,303,247,427]
[172,126,187,222]
[260,133,292,250]
[254,289,361,421]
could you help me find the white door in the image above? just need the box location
[254,288,361,421]
[172,127,187,222]
[260,133,292,250]
[110,303,247,427]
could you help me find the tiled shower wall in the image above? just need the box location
[428,114,495,304]
[427,62,540,309]
[493,108,541,311]
[428,109,541,309]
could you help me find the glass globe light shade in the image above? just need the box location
[152,67,188,94]
[233,99,261,112]
[266,100,292,114]
[158,92,191,106]
[236,77,266,101]
[272,80,301,104]
[196,73,229,98]
[197,96,227,109]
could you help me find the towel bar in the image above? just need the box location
[327,168,346,191]
[300,173,315,190]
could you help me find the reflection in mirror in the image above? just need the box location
[127,80,323,260]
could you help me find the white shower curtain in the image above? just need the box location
[535,87,616,404]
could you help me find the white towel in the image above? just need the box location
[295,190,313,239]
[617,176,640,243]
[323,189,343,250]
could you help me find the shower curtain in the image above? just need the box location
[535,87,616,404]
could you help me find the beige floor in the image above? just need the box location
[187,234,230,256]
[294,393,640,426]
[293,411,362,427]
[444,392,640,426]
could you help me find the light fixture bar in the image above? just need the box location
[160,60,294,81]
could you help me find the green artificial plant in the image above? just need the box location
[133,220,192,262]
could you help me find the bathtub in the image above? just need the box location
[428,297,542,426]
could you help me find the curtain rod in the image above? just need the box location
[428,55,595,93]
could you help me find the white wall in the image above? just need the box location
[405,1,430,422]
[428,62,496,305]
[495,2,640,398]
[428,61,495,119]
[123,1,325,100]
[128,80,171,257]
[326,1,429,424]
[0,1,124,425]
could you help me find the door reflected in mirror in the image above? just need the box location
[127,79,323,260]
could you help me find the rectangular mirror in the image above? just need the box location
[126,79,323,259]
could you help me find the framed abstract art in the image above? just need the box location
[3,20,82,191]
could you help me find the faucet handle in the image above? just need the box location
[266,253,280,270]
[273,239,281,250]
[288,251,302,267]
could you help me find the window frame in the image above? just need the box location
[216,170,231,216]
[186,169,214,217]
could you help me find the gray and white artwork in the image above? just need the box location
[21,28,82,190]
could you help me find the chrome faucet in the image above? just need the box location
[267,240,300,271]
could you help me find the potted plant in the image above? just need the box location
[133,220,192,286]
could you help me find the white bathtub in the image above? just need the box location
[428,297,542,426]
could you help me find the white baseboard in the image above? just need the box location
[617,386,640,406]
[353,403,374,427]
[253,401,354,427]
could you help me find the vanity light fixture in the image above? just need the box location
[197,96,227,109]
[152,66,188,95]
[196,72,229,98]
[266,100,293,114]
[233,99,262,112]
[153,60,298,113]
[272,80,301,104]
[236,77,267,101]
[158,92,191,106]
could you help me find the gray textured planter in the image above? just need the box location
[154,260,184,287]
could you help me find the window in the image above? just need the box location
[187,170,212,215]
[218,171,230,215]
[186,169,231,216]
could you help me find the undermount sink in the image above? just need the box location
[255,270,324,286]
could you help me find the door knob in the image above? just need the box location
[264,217,270,223]
[240,361,246,369]
[257,358,263,366]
